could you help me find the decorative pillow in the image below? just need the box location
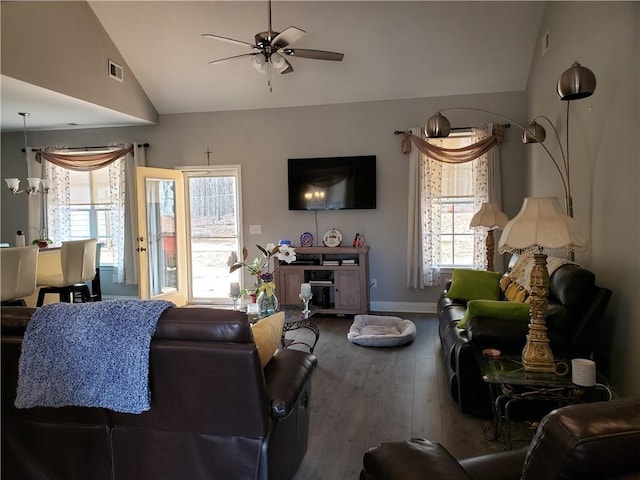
[457,299,530,329]
[500,275,512,293]
[251,312,285,367]
[446,269,502,302]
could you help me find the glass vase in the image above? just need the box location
[257,290,279,317]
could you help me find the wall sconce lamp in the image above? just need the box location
[425,61,596,219]
[498,197,588,373]
[469,202,509,272]
[4,113,49,196]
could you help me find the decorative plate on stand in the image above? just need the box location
[300,232,314,247]
[322,228,343,247]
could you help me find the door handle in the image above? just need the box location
[136,247,147,252]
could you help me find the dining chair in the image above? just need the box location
[1,245,39,306]
[36,239,97,306]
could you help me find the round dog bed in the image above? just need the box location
[347,315,416,347]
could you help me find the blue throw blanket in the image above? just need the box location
[15,299,174,413]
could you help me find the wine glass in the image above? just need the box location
[299,292,313,316]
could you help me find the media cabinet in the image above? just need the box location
[275,246,370,315]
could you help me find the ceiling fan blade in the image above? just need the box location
[201,33,256,48]
[283,48,344,61]
[208,53,255,65]
[280,59,294,75]
[272,27,306,49]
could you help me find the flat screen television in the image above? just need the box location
[287,155,376,210]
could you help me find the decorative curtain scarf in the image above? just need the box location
[34,144,144,285]
[405,125,503,288]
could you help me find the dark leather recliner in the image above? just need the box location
[438,257,612,414]
[360,396,640,480]
[1,306,317,480]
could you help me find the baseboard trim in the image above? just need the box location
[370,301,437,314]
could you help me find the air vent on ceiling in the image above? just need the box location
[108,60,123,82]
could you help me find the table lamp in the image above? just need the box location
[498,197,588,373]
[469,202,509,271]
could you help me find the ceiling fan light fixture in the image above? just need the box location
[251,53,267,73]
[270,52,287,71]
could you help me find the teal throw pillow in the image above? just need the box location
[446,269,502,302]
[457,299,531,329]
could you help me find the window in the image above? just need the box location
[45,156,126,274]
[66,168,115,264]
[439,157,476,267]
[183,166,242,303]
[421,131,488,271]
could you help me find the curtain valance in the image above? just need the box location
[400,125,504,163]
[37,146,133,172]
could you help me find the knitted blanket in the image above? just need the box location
[15,299,174,413]
[508,255,574,292]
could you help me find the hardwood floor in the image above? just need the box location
[287,313,507,480]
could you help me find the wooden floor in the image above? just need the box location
[287,313,507,480]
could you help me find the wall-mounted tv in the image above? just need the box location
[288,155,377,210]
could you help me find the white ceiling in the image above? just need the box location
[1,1,545,132]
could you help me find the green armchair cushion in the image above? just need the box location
[457,299,530,329]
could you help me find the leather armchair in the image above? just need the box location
[360,396,640,480]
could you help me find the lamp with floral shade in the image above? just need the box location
[498,197,588,373]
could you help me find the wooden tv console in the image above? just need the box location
[275,246,370,315]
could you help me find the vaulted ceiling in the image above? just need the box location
[1,1,545,131]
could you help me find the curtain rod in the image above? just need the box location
[394,124,510,135]
[22,143,150,152]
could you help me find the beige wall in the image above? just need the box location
[0,91,529,310]
[525,2,639,396]
[1,1,157,124]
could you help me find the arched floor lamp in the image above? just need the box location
[425,61,596,220]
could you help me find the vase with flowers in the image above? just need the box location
[228,242,297,317]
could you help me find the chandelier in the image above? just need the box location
[4,113,49,195]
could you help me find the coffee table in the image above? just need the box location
[477,352,612,450]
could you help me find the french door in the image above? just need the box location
[183,166,242,304]
[135,166,187,305]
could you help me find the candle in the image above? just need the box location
[230,282,241,296]
[301,283,312,297]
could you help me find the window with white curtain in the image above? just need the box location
[45,157,125,270]
[420,130,488,272]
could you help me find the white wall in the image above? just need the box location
[1,91,528,310]
[526,2,639,396]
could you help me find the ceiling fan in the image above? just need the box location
[202,0,344,89]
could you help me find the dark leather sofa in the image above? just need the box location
[360,396,640,480]
[1,306,317,480]
[438,257,612,414]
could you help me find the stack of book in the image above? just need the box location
[322,260,340,266]
[341,259,356,265]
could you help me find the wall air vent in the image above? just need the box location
[108,60,123,82]
[542,31,550,56]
